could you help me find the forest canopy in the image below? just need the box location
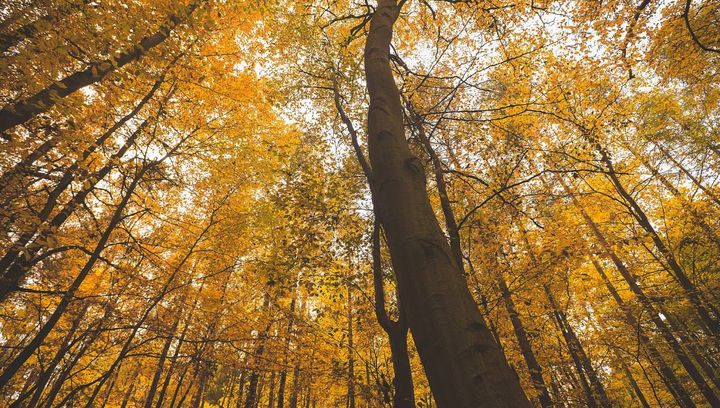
[0,0,719,407]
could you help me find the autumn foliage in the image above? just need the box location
[0,0,718,407]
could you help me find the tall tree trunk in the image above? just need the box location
[545,286,611,407]
[0,166,146,389]
[560,174,719,406]
[651,140,720,206]
[371,222,415,408]
[496,274,553,408]
[618,359,651,408]
[658,303,720,391]
[408,103,464,272]
[362,2,529,406]
[155,282,206,408]
[191,364,211,408]
[119,365,143,408]
[596,145,719,338]
[14,305,87,408]
[168,363,191,408]
[144,313,183,408]
[245,317,274,408]
[590,258,696,408]
[347,281,356,408]
[237,370,247,408]
[289,365,300,408]
[38,318,106,408]
[268,371,277,408]
[0,78,168,301]
[627,144,720,248]
[276,296,296,408]
[0,3,196,134]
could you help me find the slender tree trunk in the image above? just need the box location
[560,174,718,406]
[168,363,191,408]
[0,3,196,134]
[191,363,211,408]
[289,365,300,408]
[545,286,610,407]
[177,360,202,408]
[347,281,356,408]
[237,371,247,408]
[496,274,553,408]
[628,145,720,248]
[268,371,277,408]
[371,222,414,408]
[548,370,566,408]
[387,325,415,408]
[590,258,696,408]
[618,359,651,408]
[651,140,720,206]
[156,329,188,408]
[362,2,529,406]
[0,116,150,300]
[99,368,119,408]
[596,146,719,338]
[409,103,464,272]
[144,314,182,408]
[39,319,105,408]
[276,296,296,408]
[119,366,143,408]
[0,166,146,389]
[15,306,86,408]
[245,318,274,408]
[658,303,720,391]
[0,78,167,300]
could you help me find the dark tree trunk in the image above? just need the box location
[0,4,196,134]
[0,167,145,389]
[545,287,609,408]
[267,371,276,408]
[168,363,191,408]
[590,258,696,408]
[496,275,553,408]
[289,365,300,408]
[562,174,717,406]
[596,146,719,339]
[14,306,86,408]
[144,314,182,408]
[155,328,188,408]
[245,318,274,408]
[362,2,530,406]
[618,360,651,408]
[371,222,415,408]
[347,282,356,408]
[0,78,167,301]
[119,367,141,408]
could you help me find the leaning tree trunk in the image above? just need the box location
[559,174,718,406]
[362,2,530,406]
[372,222,415,408]
[0,2,196,134]
[0,166,147,389]
[496,274,553,408]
